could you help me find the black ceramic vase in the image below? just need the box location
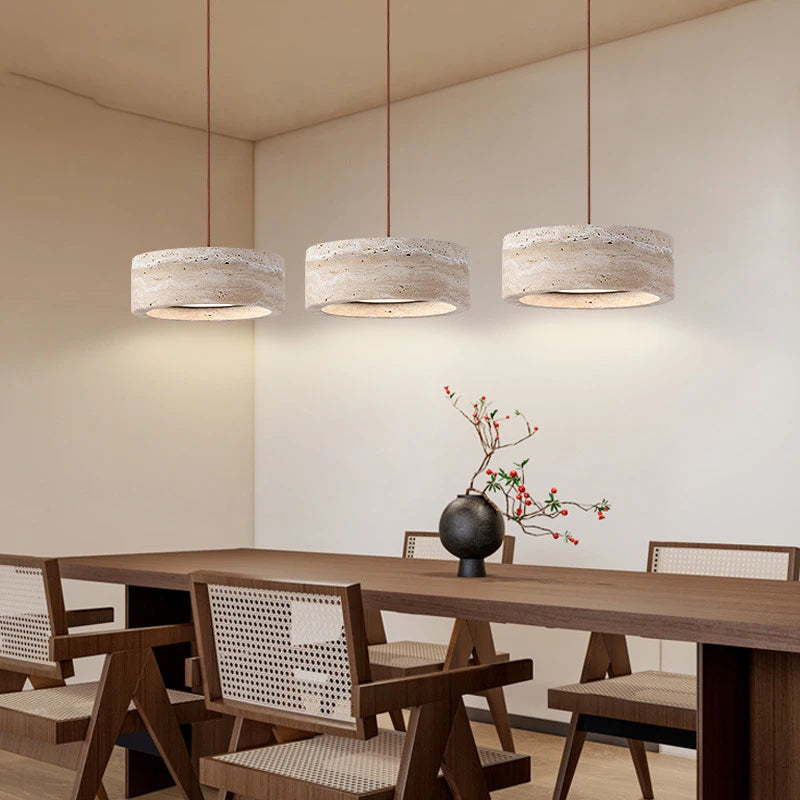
[438,493,505,577]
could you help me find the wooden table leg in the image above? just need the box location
[445,619,516,752]
[125,586,192,797]
[698,643,800,799]
[124,585,234,797]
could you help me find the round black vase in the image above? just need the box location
[438,494,505,577]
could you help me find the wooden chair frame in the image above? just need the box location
[190,572,533,800]
[549,541,799,800]
[366,532,516,749]
[191,573,378,740]
[0,554,206,800]
[647,540,799,579]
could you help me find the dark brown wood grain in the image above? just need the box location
[132,651,204,800]
[697,644,750,800]
[59,548,800,651]
[355,660,532,717]
[124,584,199,798]
[49,623,194,661]
[65,608,115,628]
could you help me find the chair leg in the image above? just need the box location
[27,674,113,800]
[71,651,146,800]
[483,686,515,752]
[467,620,515,752]
[133,650,204,800]
[441,700,491,800]
[395,700,457,800]
[626,739,654,799]
[215,716,277,800]
[389,708,407,731]
[552,714,587,800]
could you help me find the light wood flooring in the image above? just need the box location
[0,720,695,799]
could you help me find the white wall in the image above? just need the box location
[0,78,256,679]
[254,0,800,723]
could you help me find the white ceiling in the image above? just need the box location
[0,0,751,141]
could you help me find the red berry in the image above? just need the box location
[516,493,522,500]
[551,487,558,494]
[484,415,489,420]
[524,492,530,498]
[516,507,523,515]
[525,500,532,506]
[486,469,493,475]
[552,533,559,540]
[572,539,579,545]
[473,412,478,418]
[534,426,539,431]
[494,422,499,428]
[509,470,518,478]
[506,415,510,419]
[598,512,605,520]
[518,485,526,492]
[481,396,486,401]
[561,509,568,516]
[473,403,478,408]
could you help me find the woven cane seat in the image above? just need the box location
[369,641,449,672]
[0,682,206,742]
[203,729,526,797]
[549,670,697,731]
[369,641,509,679]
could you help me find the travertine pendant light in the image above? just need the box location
[131,0,284,321]
[502,0,674,309]
[304,0,469,317]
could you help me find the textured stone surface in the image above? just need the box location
[502,225,674,308]
[131,247,285,320]
[305,237,469,317]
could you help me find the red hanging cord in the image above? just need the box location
[586,0,592,226]
[386,0,391,238]
[206,0,212,247]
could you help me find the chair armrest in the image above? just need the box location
[50,623,195,660]
[354,658,533,717]
[65,607,115,628]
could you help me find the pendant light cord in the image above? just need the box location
[206,0,212,247]
[386,0,391,238]
[586,0,592,226]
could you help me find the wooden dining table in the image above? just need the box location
[59,547,800,800]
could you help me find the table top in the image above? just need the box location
[59,548,800,653]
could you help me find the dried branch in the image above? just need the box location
[444,386,611,545]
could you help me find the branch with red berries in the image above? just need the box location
[444,385,611,545]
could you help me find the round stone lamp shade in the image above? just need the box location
[131,247,285,320]
[305,237,469,317]
[502,225,674,309]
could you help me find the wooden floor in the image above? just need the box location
[0,721,695,800]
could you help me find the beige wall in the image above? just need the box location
[0,77,256,675]
[253,0,800,728]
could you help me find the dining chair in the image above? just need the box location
[189,571,533,800]
[547,541,799,800]
[367,530,516,746]
[0,553,211,800]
